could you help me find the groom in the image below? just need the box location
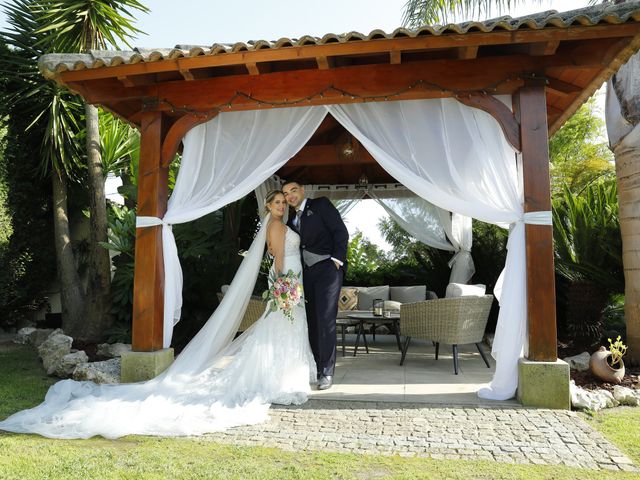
[282,181,349,390]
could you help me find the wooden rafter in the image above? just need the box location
[457,46,479,60]
[529,40,560,56]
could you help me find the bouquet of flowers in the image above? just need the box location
[262,269,304,322]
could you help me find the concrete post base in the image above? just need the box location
[120,348,174,383]
[517,358,571,410]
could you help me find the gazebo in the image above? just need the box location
[39,2,640,408]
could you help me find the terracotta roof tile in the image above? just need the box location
[38,1,640,79]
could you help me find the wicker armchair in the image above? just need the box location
[399,295,494,374]
[216,293,266,332]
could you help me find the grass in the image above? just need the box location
[1,342,639,480]
[582,407,640,466]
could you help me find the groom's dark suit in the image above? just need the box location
[288,197,349,377]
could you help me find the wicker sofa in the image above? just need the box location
[336,285,437,319]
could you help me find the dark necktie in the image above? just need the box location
[296,210,303,233]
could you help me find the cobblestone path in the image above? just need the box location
[210,400,637,472]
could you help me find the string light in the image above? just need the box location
[149,76,517,115]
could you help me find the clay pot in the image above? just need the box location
[589,346,625,384]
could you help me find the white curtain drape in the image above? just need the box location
[371,196,451,251]
[325,98,541,400]
[136,107,327,347]
[446,213,475,284]
[372,197,474,283]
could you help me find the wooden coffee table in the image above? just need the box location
[346,312,401,356]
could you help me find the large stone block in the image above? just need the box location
[73,358,121,384]
[518,358,571,410]
[37,333,73,375]
[120,348,174,383]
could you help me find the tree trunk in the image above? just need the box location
[52,170,85,334]
[82,103,113,342]
[613,141,640,365]
[606,46,640,365]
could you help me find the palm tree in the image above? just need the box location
[402,0,544,26]
[35,0,149,341]
[1,0,86,333]
[403,0,640,364]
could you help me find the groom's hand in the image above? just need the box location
[332,259,341,270]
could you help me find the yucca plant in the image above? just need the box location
[1,0,87,332]
[553,180,623,344]
[34,0,149,341]
[99,111,139,176]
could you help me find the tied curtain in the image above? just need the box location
[138,98,550,401]
[370,196,475,284]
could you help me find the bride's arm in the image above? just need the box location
[267,222,287,275]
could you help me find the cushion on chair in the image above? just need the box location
[383,300,402,312]
[445,283,486,298]
[356,285,390,310]
[337,288,358,311]
[390,285,427,303]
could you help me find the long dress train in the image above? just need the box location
[0,222,315,439]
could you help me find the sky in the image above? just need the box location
[0,0,596,251]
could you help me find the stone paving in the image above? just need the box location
[210,400,637,472]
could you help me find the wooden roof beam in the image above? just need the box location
[289,145,375,167]
[390,51,402,64]
[546,103,564,116]
[246,62,271,75]
[316,56,335,69]
[180,69,195,81]
[118,75,136,88]
[117,74,157,88]
[529,40,560,56]
[457,46,479,60]
[546,76,582,97]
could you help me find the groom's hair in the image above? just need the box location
[282,179,302,189]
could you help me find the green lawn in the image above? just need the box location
[1,342,639,480]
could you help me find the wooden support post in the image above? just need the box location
[132,111,168,351]
[517,81,558,361]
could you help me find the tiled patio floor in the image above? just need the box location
[310,334,519,407]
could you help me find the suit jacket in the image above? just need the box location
[287,197,349,270]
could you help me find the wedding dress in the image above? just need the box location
[0,219,316,439]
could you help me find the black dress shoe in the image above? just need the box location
[317,375,333,390]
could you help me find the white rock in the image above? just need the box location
[55,351,89,378]
[31,328,62,348]
[37,333,73,375]
[563,352,591,371]
[613,385,640,406]
[13,327,36,345]
[73,358,121,384]
[570,381,619,411]
[96,342,132,359]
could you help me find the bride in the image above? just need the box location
[0,190,316,439]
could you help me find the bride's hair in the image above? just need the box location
[264,189,284,215]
